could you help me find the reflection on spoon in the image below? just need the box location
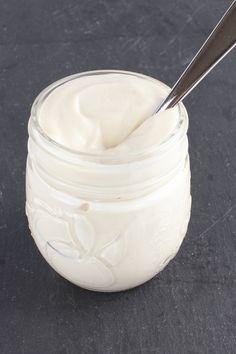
[156,0,236,114]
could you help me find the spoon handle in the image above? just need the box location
[157,0,236,113]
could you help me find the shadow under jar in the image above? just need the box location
[26,70,191,292]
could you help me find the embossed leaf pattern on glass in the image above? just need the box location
[48,240,81,259]
[100,235,126,266]
[33,209,71,244]
[124,212,171,272]
[48,251,115,288]
[71,215,94,254]
[27,201,126,289]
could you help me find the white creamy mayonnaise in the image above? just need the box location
[38,73,179,154]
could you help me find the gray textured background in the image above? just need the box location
[0,1,236,353]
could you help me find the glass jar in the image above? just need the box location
[26,70,191,292]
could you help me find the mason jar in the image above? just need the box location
[26,70,191,292]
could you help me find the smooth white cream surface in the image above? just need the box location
[39,73,179,154]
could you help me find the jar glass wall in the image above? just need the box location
[26,70,191,292]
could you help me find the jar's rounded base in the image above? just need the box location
[27,193,191,293]
[64,273,159,293]
[46,259,169,293]
[31,230,180,292]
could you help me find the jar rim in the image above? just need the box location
[30,70,188,164]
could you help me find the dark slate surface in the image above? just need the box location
[0,1,236,353]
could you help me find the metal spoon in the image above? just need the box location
[157,0,236,113]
